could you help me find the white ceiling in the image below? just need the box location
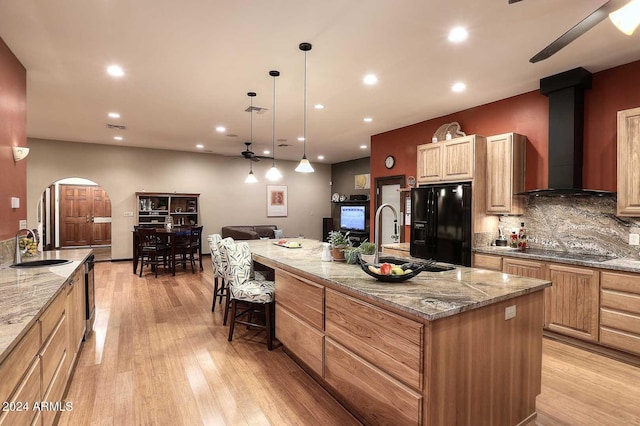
[1,0,639,164]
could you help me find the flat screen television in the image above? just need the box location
[340,205,367,232]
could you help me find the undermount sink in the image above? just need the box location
[10,259,72,268]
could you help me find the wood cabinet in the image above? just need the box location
[0,260,88,426]
[136,192,199,226]
[600,271,640,355]
[472,253,503,271]
[486,132,526,214]
[545,264,600,342]
[417,135,485,184]
[617,106,640,216]
[503,257,545,279]
[274,270,324,377]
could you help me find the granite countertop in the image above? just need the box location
[381,242,410,252]
[474,246,640,274]
[248,239,550,322]
[0,249,92,364]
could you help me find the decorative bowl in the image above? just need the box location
[358,257,455,282]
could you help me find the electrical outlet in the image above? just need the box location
[505,305,516,320]
[630,233,640,246]
[123,211,134,217]
[19,220,27,229]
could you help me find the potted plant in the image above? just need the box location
[327,230,351,262]
[357,240,377,264]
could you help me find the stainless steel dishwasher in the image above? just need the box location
[84,254,95,339]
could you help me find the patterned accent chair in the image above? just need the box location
[207,234,228,312]
[218,241,275,350]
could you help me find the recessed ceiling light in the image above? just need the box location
[363,117,373,122]
[363,74,378,85]
[314,104,325,109]
[114,136,123,141]
[297,137,305,142]
[360,145,368,149]
[263,150,270,155]
[107,65,124,77]
[108,112,120,119]
[216,126,226,133]
[196,144,204,149]
[317,155,325,160]
[448,27,468,43]
[451,82,467,93]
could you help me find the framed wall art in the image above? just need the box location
[267,185,287,217]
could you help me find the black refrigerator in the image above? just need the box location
[410,183,472,266]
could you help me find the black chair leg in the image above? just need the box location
[212,277,219,312]
[265,302,273,351]
[227,299,237,342]
[223,293,231,326]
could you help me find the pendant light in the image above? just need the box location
[266,70,282,181]
[244,92,259,184]
[295,42,314,173]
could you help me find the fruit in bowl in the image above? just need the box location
[368,262,413,276]
[19,237,38,257]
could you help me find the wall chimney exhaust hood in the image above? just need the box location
[522,67,614,197]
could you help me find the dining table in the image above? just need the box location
[132,226,195,276]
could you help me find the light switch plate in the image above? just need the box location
[19,220,27,229]
[630,234,640,246]
[505,305,516,320]
[123,211,134,217]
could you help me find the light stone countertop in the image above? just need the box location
[0,249,92,364]
[474,246,640,274]
[248,239,551,322]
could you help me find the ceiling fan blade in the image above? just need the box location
[529,0,620,63]
[508,0,523,4]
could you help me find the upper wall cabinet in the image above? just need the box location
[417,135,484,184]
[486,133,527,215]
[617,107,640,216]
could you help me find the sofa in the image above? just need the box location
[221,225,280,240]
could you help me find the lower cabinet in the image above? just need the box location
[324,338,422,426]
[600,271,640,355]
[473,253,503,271]
[275,305,324,377]
[545,264,600,341]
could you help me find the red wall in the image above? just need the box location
[0,37,27,241]
[371,60,640,239]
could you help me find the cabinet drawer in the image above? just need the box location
[601,271,640,297]
[0,322,40,404]
[0,357,40,426]
[275,305,324,377]
[41,352,68,426]
[275,270,324,330]
[325,289,423,390]
[39,289,65,343]
[40,314,67,394]
[325,338,422,426]
[473,253,503,271]
[600,326,640,355]
[601,308,640,335]
[601,289,640,315]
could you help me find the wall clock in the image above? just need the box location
[385,155,395,169]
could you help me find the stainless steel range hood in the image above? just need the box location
[521,67,614,197]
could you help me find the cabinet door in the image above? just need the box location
[417,143,442,183]
[473,253,503,271]
[545,264,599,341]
[275,305,324,377]
[617,106,640,216]
[486,133,526,214]
[0,358,40,426]
[442,136,474,181]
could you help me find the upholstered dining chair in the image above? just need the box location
[207,234,228,312]
[218,241,275,350]
[217,237,236,325]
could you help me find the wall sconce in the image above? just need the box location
[12,146,30,162]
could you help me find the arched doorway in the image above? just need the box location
[38,177,112,261]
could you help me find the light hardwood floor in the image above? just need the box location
[58,262,640,426]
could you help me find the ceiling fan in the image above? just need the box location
[510,0,640,63]
[240,142,272,162]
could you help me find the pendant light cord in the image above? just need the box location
[303,49,307,157]
[272,74,277,167]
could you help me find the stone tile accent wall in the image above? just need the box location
[494,196,640,259]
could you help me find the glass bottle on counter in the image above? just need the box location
[518,222,527,251]
[510,231,518,248]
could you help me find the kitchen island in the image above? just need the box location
[249,239,551,426]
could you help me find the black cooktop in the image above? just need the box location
[520,248,615,263]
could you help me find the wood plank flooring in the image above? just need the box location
[58,262,640,426]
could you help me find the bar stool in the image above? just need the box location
[208,234,227,312]
[219,241,275,350]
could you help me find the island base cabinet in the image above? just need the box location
[275,305,324,378]
[324,338,422,426]
[0,357,40,426]
[426,292,543,426]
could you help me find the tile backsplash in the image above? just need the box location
[491,195,640,259]
[0,238,16,265]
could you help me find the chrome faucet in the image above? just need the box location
[374,203,399,264]
[14,228,37,264]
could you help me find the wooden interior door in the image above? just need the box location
[59,184,112,247]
